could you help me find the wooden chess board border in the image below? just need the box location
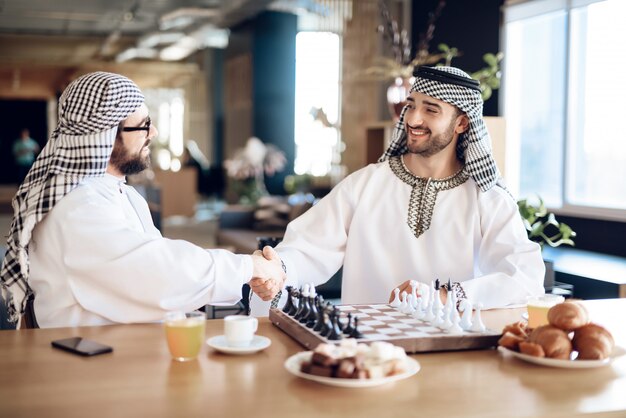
[269,306,502,353]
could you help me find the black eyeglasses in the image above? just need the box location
[122,117,151,133]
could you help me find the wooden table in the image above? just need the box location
[1,299,625,418]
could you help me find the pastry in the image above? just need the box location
[528,325,572,360]
[547,301,589,331]
[572,323,615,360]
[498,331,526,351]
[502,321,529,338]
[518,341,545,358]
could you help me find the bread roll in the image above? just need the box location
[572,323,615,360]
[548,301,590,331]
[529,325,572,360]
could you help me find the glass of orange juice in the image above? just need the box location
[164,311,206,361]
[526,294,565,328]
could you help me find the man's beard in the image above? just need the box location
[109,140,151,175]
[406,118,457,158]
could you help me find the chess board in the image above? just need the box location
[269,304,501,353]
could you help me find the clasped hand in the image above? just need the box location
[249,246,286,301]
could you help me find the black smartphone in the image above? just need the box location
[51,337,113,356]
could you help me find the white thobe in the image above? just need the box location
[29,174,251,328]
[250,160,544,316]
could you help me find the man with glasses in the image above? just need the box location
[0,72,285,328]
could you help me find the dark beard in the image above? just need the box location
[115,154,150,175]
[109,142,150,175]
[406,118,457,158]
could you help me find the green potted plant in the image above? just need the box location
[517,196,577,296]
[517,196,576,248]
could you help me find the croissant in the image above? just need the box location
[502,321,529,338]
[529,325,572,360]
[498,332,526,351]
[548,301,590,331]
[519,341,546,358]
[572,323,615,360]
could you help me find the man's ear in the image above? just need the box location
[455,114,470,134]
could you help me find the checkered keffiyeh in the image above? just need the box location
[379,66,501,192]
[0,72,144,325]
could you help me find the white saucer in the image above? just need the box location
[207,335,271,355]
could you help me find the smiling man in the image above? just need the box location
[0,72,285,328]
[250,66,545,316]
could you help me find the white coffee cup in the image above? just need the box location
[224,315,258,347]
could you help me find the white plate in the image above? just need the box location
[284,351,420,388]
[207,335,271,355]
[498,345,626,368]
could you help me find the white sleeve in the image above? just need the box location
[461,188,545,309]
[56,201,251,324]
[249,176,355,316]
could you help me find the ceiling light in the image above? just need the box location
[115,47,158,63]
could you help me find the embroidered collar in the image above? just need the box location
[389,155,469,238]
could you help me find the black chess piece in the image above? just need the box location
[326,309,343,341]
[305,295,319,328]
[282,285,294,314]
[319,308,333,337]
[297,289,312,324]
[349,316,365,339]
[333,306,344,332]
[312,297,325,332]
[435,278,440,290]
[293,287,308,320]
[288,288,299,316]
[343,312,354,335]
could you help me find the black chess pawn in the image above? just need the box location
[319,308,333,338]
[435,278,441,290]
[282,285,294,314]
[349,316,365,339]
[343,312,354,335]
[332,306,344,331]
[326,309,343,341]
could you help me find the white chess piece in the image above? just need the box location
[410,280,418,307]
[470,302,486,332]
[390,288,402,308]
[309,283,317,298]
[412,296,425,320]
[459,299,473,331]
[440,304,453,331]
[402,294,415,315]
[422,297,434,322]
[424,285,437,322]
[399,291,408,312]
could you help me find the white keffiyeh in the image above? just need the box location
[0,72,144,326]
[379,66,502,192]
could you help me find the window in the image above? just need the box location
[504,0,626,220]
[143,89,185,171]
[294,32,342,177]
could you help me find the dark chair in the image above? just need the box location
[21,293,39,329]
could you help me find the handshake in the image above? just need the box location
[249,246,286,301]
